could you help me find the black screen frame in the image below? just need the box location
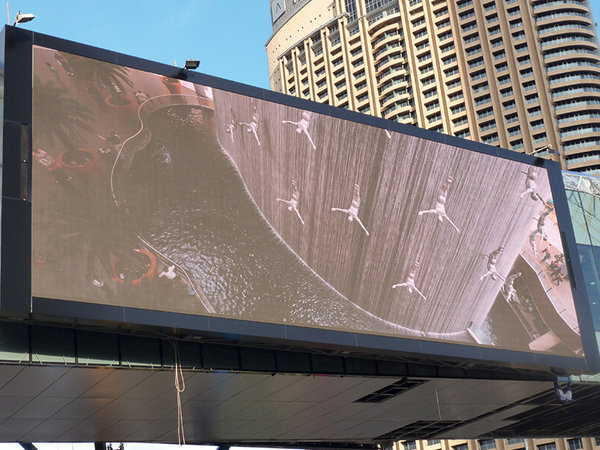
[2,25,598,373]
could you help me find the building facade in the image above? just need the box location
[398,438,600,450]
[266,0,600,174]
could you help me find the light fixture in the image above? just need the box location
[531,144,559,156]
[13,11,35,26]
[184,59,200,70]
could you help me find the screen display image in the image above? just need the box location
[31,46,582,357]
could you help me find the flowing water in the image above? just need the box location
[118,104,434,337]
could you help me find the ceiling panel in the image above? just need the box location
[0,395,36,418]
[228,373,307,401]
[118,371,174,399]
[177,371,232,400]
[125,391,177,421]
[52,397,113,419]
[39,367,113,398]
[196,372,272,402]
[0,364,592,444]
[0,366,67,397]
[0,365,25,390]
[181,399,221,420]
[13,396,73,419]
[126,418,178,442]
[25,418,82,441]
[0,418,44,441]
[82,419,148,442]
[90,397,153,420]
[81,369,153,399]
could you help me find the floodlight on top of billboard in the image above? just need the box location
[30,45,582,359]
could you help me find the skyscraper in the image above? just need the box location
[266,0,600,174]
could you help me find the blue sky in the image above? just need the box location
[8,0,600,90]
[7,0,273,89]
[7,0,600,90]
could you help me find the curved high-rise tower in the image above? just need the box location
[266,0,600,174]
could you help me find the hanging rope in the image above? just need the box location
[172,341,186,445]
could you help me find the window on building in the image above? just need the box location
[365,0,396,13]
[515,43,528,53]
[419,53,432,63]
[466,45,482,56]
[475,94,492,106]
[495,62,508,72]
[480,120,496,132]
[428,112,442,123]
[357,92,369,103]
[518,55,531,65]
[487,13,499,24]
[511,138,523,149]
[525,93,539,104]
[498,74,511,84]
[472,70,487,81]
[520,67,533,78]
[505,113,519,124]
[437,19,451,29]
[538,444,557,450]
[479,440,496,450]
[441,43,455,52]
[478,107,494,119]
[568,439,583,450]
[453,115,468,127]
[345,0,358,21]
[414,29,428,39]
[443,55,457,65]
[489,25,501,36]
[460,10,476,20]
[439,30,453,41]
[484,2,496,12]
[404,441,417,450]
[424,88,437,98]
[510,18,523,28]
[469,57,485,69]
[447,79,462,90]
[508,126,521,137]
[482,132,499,143]
[421,64,434,75]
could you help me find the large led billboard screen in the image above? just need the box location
[29,45,584,361]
